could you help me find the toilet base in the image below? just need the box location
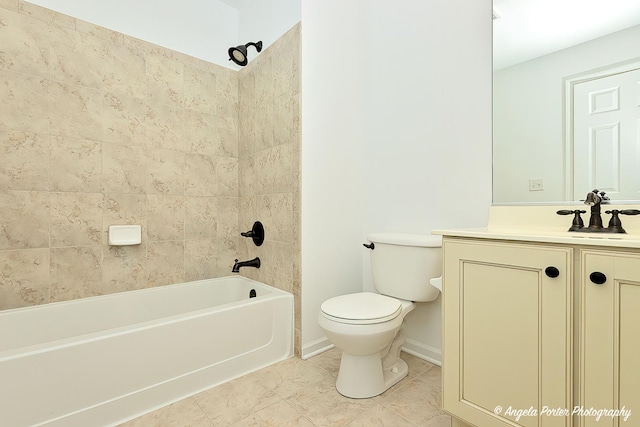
[335,352,409,398]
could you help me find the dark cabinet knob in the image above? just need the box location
[590,272,607,285]
[545,266,560,278]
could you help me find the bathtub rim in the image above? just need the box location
[0,274,287,317]
[0,275,292,359]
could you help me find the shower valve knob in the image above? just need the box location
[240,221,264,246]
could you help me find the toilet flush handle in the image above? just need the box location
[363,242,375,250]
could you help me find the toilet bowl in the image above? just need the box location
[319,292,416,398]
[317,233,442,399]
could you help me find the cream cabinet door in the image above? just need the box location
[443,239,573,427]
[580,251,640,427]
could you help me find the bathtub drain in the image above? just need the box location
[249,289,257,298]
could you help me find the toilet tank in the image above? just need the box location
[368,233,442,302]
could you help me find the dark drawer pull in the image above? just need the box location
[545,266,560,278]
[590,272,607,285]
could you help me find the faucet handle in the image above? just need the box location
[557,209,585,215]
[604,210,626,233]
[605,209,640,216]
[603,209,640,234]
[557,209,586,231]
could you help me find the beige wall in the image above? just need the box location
[237,24,302,355]
[0,0,301,341]
[0,1,239,309]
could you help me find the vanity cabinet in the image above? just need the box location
[442,237,640,427]
[442,239,572,427]
[580,250,640,427]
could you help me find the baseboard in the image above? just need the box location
[302,337,441,365]
[402,338,441,366]
[301,337,333,359]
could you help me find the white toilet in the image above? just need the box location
[318,232,442,398]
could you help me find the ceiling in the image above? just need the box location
[217,0,640,70]
[493,0,640,69]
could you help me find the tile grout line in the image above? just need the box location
[191,396,216,427]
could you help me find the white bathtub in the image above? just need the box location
[0,276,293,427]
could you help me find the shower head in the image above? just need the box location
[228,41,263,66]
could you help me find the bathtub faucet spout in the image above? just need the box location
[232,257,261,273]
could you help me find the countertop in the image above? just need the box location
[432,204,640,249]
[432,226,640,249]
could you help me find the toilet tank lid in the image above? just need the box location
[367,233,442,247]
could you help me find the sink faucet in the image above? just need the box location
[584,189,604,230]
[232,257,261,273]
[557,189,640,233]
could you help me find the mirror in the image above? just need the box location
[492,0,640,204]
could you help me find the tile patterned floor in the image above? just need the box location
[119,348,451,427]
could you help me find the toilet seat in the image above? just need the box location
[320,292,402,324]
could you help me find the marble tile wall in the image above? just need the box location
[237,24,302,355]
[0,2,240,309]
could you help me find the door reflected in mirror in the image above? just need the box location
[492,0,640,204]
